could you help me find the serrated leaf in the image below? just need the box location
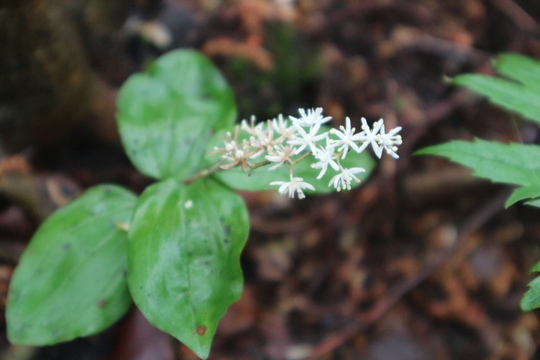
[7,185,137,345]
[521,261,540,311]
[494,53,540,93]
[206,127,375,193]
[505,184,540,207]
[521,276,540,311]
[452,74,540,125]
[415,139,540,188]
[452,53,540,126]
[117,49,236,181]
[127,178,249,359]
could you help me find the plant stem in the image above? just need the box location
[184,151,313,184]
[292,151,312,165]
[183,162,224,185]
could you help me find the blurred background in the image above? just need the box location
[1,0,540,359]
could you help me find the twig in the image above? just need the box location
[490,0,539,33]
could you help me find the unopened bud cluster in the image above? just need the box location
[212,108,402,199]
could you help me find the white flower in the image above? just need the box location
[212,108,402,200]
[290,107,331,127]
[240,115,262,136]
[288,123,328,154]
[328,166,365,191]
[329,116,361,159]
[265,145,294,170]
[211,128,255,171]
[353,118,383,156]
[270,175,315,199]
[219,142,253,171]
[247,120,279,158]
[377,123,403,159]
[272,114,296,141]
[311,144,339,179]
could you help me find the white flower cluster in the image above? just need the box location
[212,108,402,199]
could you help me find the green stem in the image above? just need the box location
[247,159,271,174]
[184,150,314,185]
[183,162,224,185]
[292,151,311,165]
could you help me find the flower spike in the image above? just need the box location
[212,108,402,199]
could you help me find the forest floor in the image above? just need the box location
[1,1,540,359]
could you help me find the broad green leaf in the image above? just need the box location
[415,139,540,188]
[117,49,237,181]
[452,74,540,125]
[7,185,137,345]
[206,127,375,193]
[127,178,249,359]
[506,184,540,207]
[494,53,540,93]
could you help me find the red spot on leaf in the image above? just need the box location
[196,325,207,336]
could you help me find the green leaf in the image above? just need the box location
[505,184,540,207]
[493,53,540,93]
[127,178,249,359]
[521,276,540,311]
[531,260,540,273]
[526,198,540,208]
[521,261,540,311]
[521,259,540,312]
[452,53,540,125]
[206,127,375,193]
[452,74,540,125]
[415,139,540,188]
[7,185,137,345]
[416,139,540,209]
[117,49,237,181]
